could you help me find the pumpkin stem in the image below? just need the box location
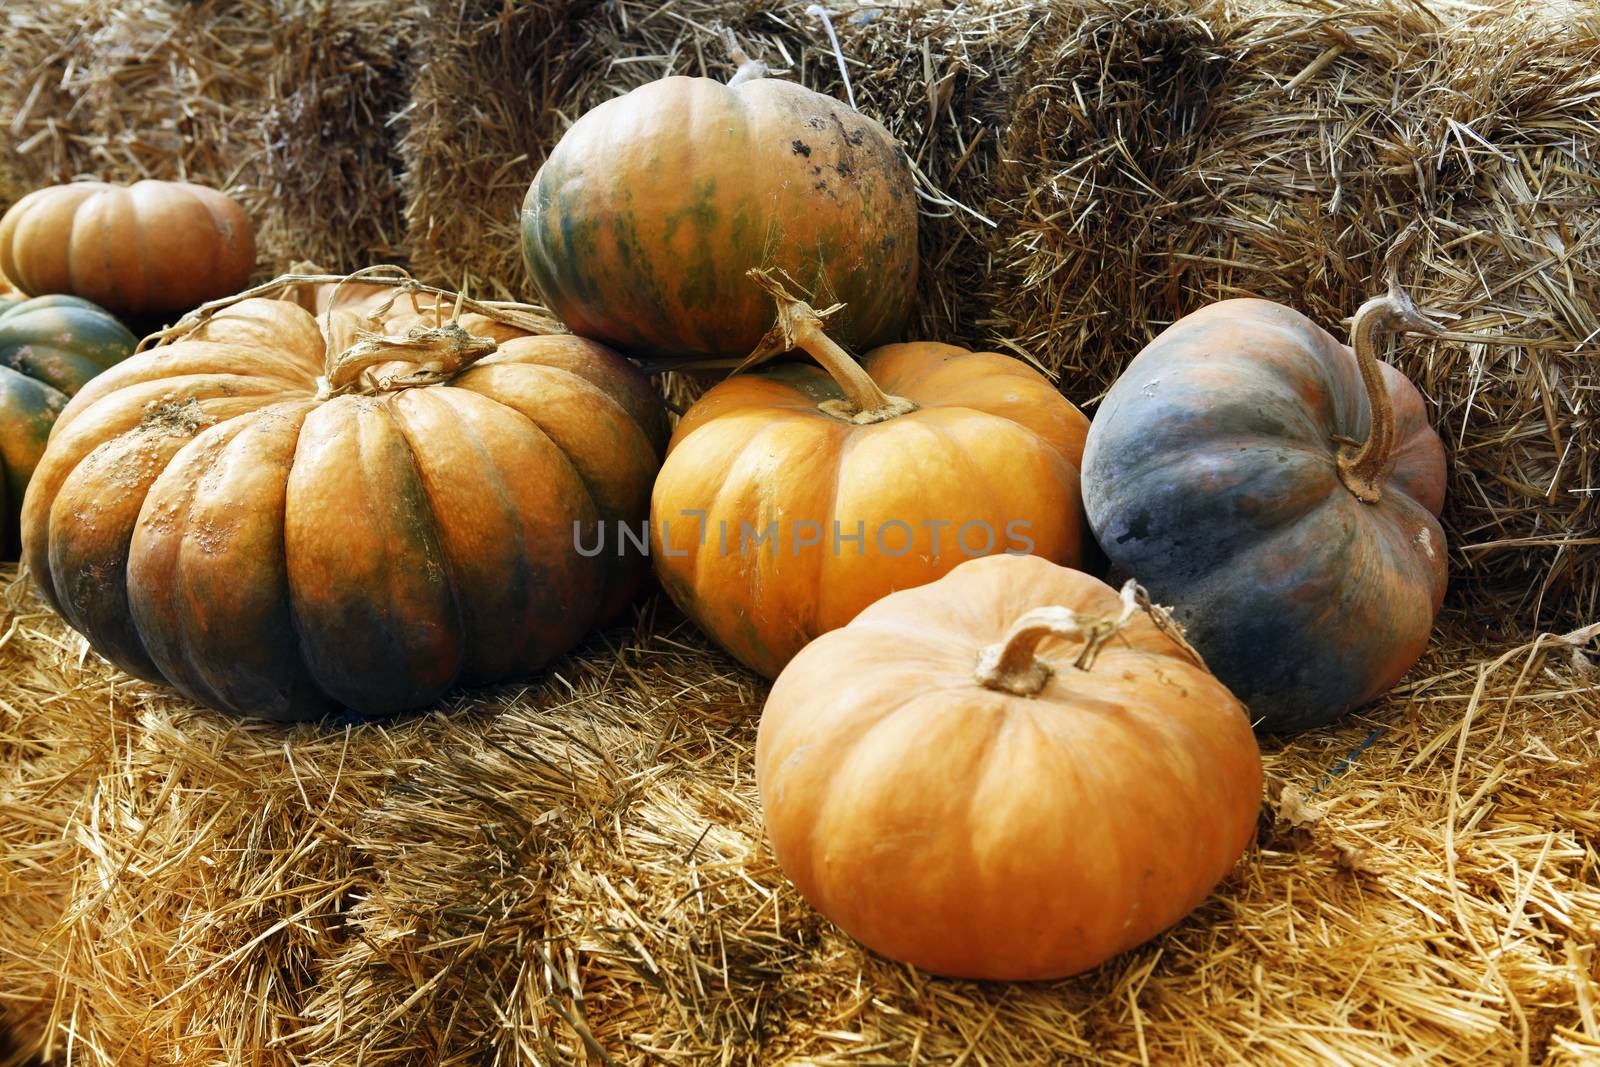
[317,322,498,399]
[974,580,1142,696]
[724,30,769,85]
[1336,285,1440,503]
[137,265,558,353]
[743,268,917,424]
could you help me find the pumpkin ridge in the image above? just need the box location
[389,388,547,683]
[684,416,802,636]
[283,397,466,712]
[772,676,962,885]
[128,409,275,709]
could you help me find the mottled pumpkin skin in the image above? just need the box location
[757,554,1263,980]
[1081,299,1447,732]
[522,76,917,360]
[20,289,666,720]
[0,180,255,317]
[651,343,1090,677]
[0,295,135,557]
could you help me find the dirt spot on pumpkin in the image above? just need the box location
[791,140,812,157]
[141,397,214,436]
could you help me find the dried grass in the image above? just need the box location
[2,560,1599,1065]
[398,1,1041,330]
[4,1,1600,1063]
[0,0,414,279]
[987,0,1600,633]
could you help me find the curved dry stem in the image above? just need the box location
[135,265,560,354]
[974,580,1142,696]
[316,323,500,400]
[1336,285,1440,503]
[806,5,856,110]
[741,268,915,423]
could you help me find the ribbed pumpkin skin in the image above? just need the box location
[20,291,666,720]
[0,180,255,316]
[1081,298,1447,732]
[0,295,135,557]
[651,343,1089,677]
[522,76,917,360]
[757,554,1263,980]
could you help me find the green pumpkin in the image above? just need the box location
[0,295,136,557]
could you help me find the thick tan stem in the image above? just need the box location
[317,323,498,399]
[744,268,916,424]
[1336,286,1439,503]
[974,581,1140,696]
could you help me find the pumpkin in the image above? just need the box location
[0,268,22,315]
[0,180,256,317]
[756,553,1263,980]
[650,271,1090,678]
[20,274,667,720]
[0,294,135,557]
[1081,291,1447,733]
[521,54,917,360]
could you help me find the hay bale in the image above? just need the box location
[987,0,1600,632]
[247,2,415,272]
[398,0,581,300]
[398,0,1041,338]
[3,558,1600,1064]
[0,0,413,280]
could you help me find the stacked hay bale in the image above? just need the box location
[986,0,1600,632]
[0,0,414,277]
[399,0,1043,341]
[2,1,1599,1065]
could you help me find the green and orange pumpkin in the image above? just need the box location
[20,274,666,720]
[0,294,135,557]
[651,272,1089,677]
[521,55,917,360]
[1081,291,1447,732]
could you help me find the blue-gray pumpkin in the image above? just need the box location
[1081,293,1447,732]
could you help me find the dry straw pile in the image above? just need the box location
[0,0,414,275]
[3,0,1600,1064]
[986,0,1600,633]
[400,0,1039,338]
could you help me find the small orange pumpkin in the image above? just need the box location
[0,180,256,317]
[757,553,1263,980]
[650,271,1090,678]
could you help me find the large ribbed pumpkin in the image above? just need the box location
[1081,292,1447,733]
[20,276,666,720]
[521,57,916,360]
[0,180,255,317]
[0,295,135,557]
[757,553,1263,980]
[651,273,1089,677]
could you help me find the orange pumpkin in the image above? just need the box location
[521,55,917,360]
[757,553,1263,980]
[0,180,256,317]
[650,272,1090,677]
[20,273,666,720]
